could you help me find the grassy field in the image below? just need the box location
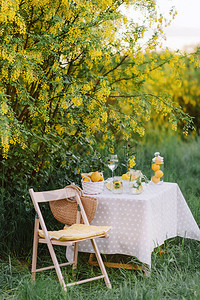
[1,135,200,300]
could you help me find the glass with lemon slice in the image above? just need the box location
[107,154,118,179]
[112,177,123,194]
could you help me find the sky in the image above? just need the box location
[159,0,200,51]
[122,0,200,51]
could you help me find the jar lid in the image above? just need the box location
[152,152,164,163]
[154,152,160,157]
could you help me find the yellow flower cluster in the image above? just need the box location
[55,125,66,135]
[101,111,107,123]
[89,49,102,62]
[84,117,100,134]
[168,118,177,131]
[1,101,8,115]
[128,156,136,169]
[0,0,26,33]
[1,134,9,158]
[72,96,82,107]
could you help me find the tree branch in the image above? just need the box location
[103,55,128,77]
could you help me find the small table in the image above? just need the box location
[78,182,200,269]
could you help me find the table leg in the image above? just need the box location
[88,253,146,274]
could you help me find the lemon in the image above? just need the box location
[152,176,160,183]
[81,173,88,178]
[155,170,163,178]
[122,174,129,180]
[113,181,122,189]
[99,175,104,181]
[152,164,160,172]
[83,177,91,182]
[90,171,101,182]
[106,181,113,190]
[137,185,143,193]
[130,175,138,181]
[155,157,163,164]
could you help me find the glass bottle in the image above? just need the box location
[151,152,164,184]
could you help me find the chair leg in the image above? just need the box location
[90,239,112,289]
[72,242,78,278]
[31,217,66,290]
[46,240,67,291]
[72,242,78,270]
[31,217,39,281]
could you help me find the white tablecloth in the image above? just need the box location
[76,182,200,267]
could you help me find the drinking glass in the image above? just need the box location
[107,154,118,179]
[112,176,123,194]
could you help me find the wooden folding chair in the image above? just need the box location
[29,186,112,291]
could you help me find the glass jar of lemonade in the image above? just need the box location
[112,176,123,194]
[151,152,164,184]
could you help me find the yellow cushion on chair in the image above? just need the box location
[38,224,111,241]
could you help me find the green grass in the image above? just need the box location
[1,135,200,299]
[1,241,200,300]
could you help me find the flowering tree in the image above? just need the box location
[0,0,192,186]
[143,47,200,136]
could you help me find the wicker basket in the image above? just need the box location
[81,180,104,195]
[49,184,97,225]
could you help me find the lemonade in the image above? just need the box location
[112,177,123,194]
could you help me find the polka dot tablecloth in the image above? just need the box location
[69,182,200,268]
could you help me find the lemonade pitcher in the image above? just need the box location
[129,169,147,194]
